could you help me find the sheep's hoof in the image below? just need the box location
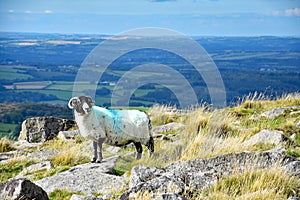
[136,153,142,160]
[91,157,102,163]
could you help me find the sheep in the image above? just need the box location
[68,96,154,163]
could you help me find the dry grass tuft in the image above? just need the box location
[50,143,90,167]
[148,104,182,126]
[42,138,90,167]
[195,167,300,199]
[0,137,15,153]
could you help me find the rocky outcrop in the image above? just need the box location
[35,156,127,195]
[0,179,49,200]
[120,148,300,199]
[243,129,290,146]
[19,116,77,143]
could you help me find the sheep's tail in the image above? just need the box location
[146,117,154,154]
[148,118,152,135]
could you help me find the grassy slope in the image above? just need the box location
[0,93,299,199]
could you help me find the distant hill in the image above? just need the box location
[0,32,299,107]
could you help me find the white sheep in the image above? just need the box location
[68,96,154,163]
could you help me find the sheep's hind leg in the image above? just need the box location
[133,142,143,159]
[146,136,154,156]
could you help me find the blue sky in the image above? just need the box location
[0,0,300,36]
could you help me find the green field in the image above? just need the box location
[0,122,18,139]
[0,68,32,80]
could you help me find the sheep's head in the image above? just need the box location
[68,96,95,115]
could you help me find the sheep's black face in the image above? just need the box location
[68,96,94,115]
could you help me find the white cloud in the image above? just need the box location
[8,9,14,13]
[25,10,32,14]
[44,10,53,14]
[285,8,300,16]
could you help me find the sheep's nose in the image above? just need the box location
[82,102,91,113]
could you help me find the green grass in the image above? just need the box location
[46,81,74,90]
[29,166,70,181]
[16,89,72,101]
[0,159,35,183]
[49,189,82,200]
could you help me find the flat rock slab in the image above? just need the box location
[35,156,127,195]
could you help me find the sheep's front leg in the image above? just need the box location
[92,138,105,163]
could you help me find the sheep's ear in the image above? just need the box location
[68,97,79,109]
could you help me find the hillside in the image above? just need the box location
[0,93,300,199]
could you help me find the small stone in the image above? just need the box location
[57,129,80,141]
[70,194,101,200]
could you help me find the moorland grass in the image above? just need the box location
[193,167,300,200]
[0,137,15,153]
[0,158,35,183]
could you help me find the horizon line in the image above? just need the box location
[1,31,300,38]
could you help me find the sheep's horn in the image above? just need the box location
[68,97,79,109]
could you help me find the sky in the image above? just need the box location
[0,0,300,36]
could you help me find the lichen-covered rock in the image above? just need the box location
[35,156,127,195]
[243,129,290,146]
[19,116,77,143]
[0,179,49,200]
[121,149,300,199]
